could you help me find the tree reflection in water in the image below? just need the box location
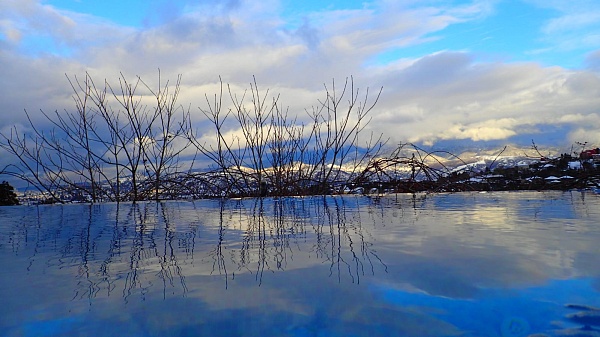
[4,196,386,302]
[210,196,386,287]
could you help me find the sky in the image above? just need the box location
[2,0,600,162]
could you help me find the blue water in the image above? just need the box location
[1,191,600,336]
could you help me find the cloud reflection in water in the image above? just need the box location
[0,191,599,336]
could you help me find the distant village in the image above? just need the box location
[424,148,600,193]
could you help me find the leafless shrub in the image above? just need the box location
[352,142,472,192]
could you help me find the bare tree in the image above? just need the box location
[137,73,193,201]
[189,76,385,197]
[0,71,193,202]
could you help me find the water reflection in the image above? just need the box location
[2,197,387,301]
[1,192,600,336]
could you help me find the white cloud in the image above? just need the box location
[543,12,600,35]
[367,51,600,145]
[568,127,600,145]
[2,0,600,173]
[524,0,600,55]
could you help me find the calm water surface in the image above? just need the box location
[1,191,600,337]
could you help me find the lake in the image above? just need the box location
[1,191,600,337]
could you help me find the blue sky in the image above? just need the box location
[33,0,589,68]
[1,0,600,157]
[374,2,550,64]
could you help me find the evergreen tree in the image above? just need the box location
[0,181,19,206]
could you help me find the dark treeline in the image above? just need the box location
[0,181,19,206]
